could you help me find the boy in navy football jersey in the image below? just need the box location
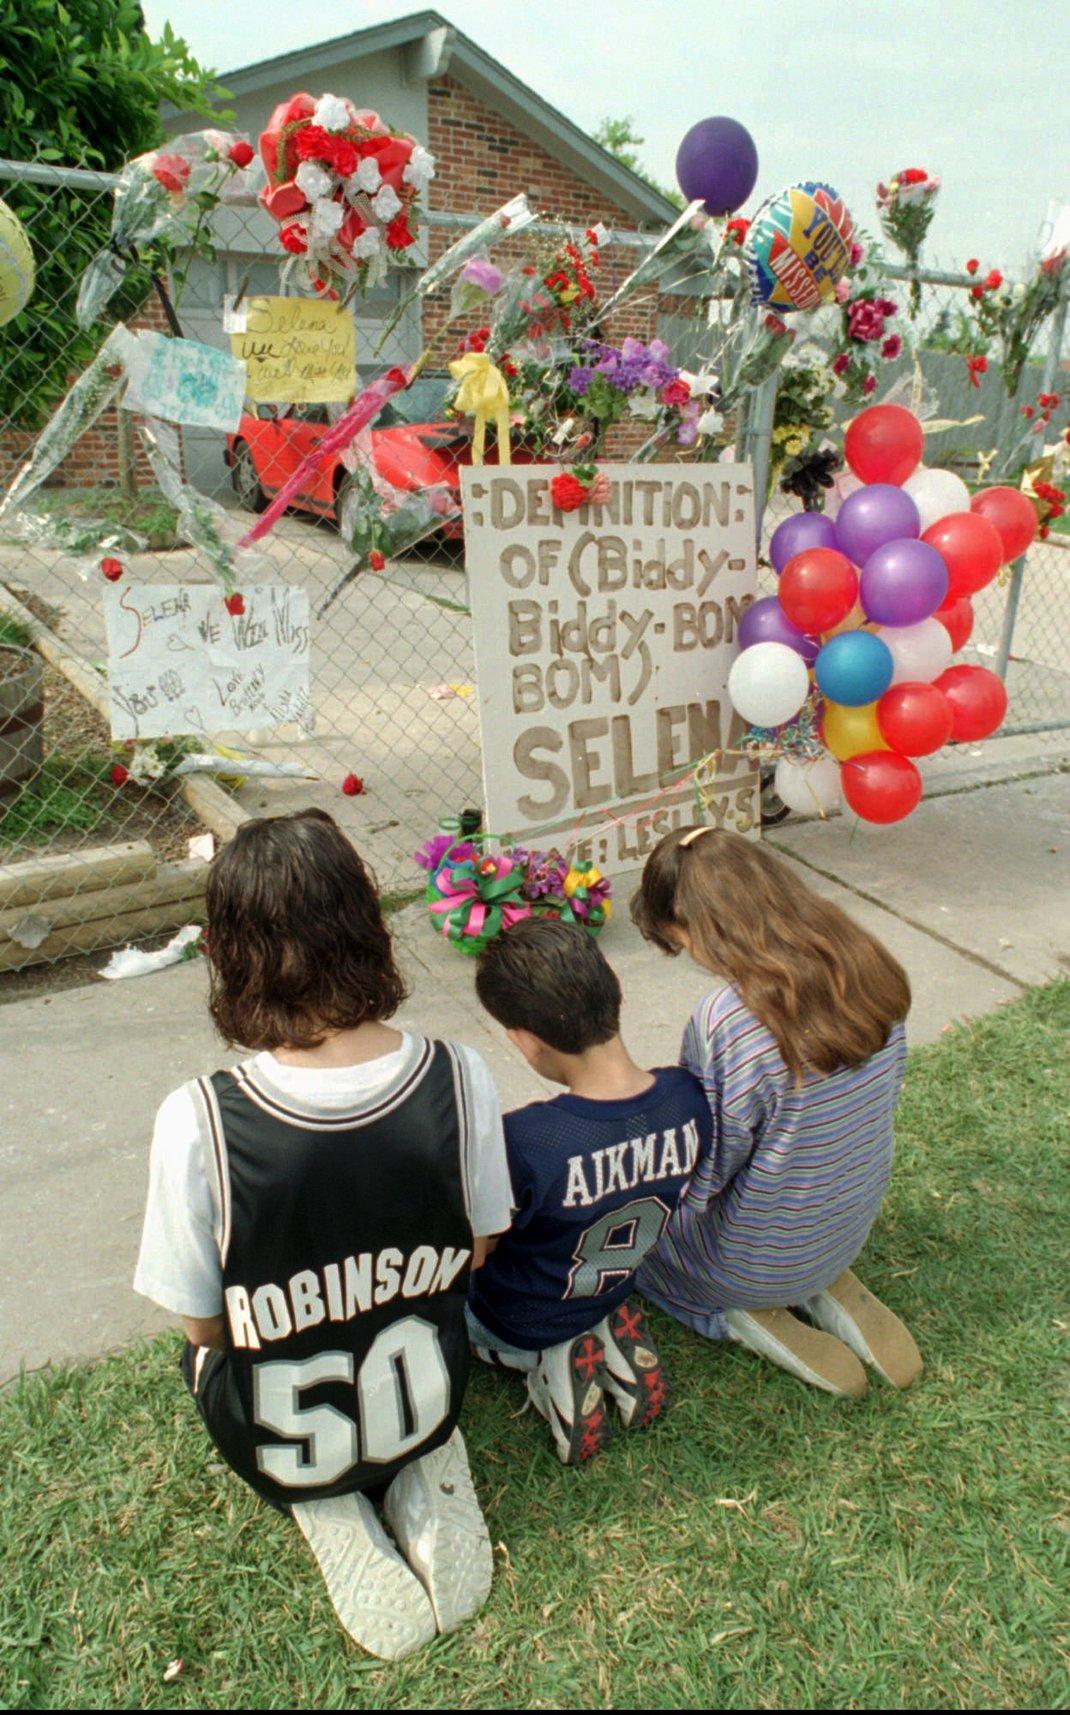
[471,918,712,1463]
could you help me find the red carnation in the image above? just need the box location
[225,593,245,616]
[279,223,308,254]
[901,168,928,184]
[152,152,190,194]
[660,378,691,408]
[386,215,415,250]
[369,550,386,570]
[295,125,332,162]
[110,764,129,787]
[984,269,1003,291]
[551,472,591,512]
[970,284,984,300]
[327,136,358,178]
[228,140,254,168]
[862,374,877,396]
[764,313,787,336]
[101,556,123,581]
[342,772,365,796]
[832,352,851,375]
[966,258,980,274]
[881,334,902,360]
[726,217,750,246]
[1021,404,1035,418]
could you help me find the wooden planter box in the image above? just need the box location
[0,644,43,798]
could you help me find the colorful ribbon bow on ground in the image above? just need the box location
[449,351,511,466]
[562,864,612,933]
[427,852,530,954]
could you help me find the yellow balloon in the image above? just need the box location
[0,197,34,326]
[821,700,889,762]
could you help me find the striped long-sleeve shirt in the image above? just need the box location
[637,986,906,1336]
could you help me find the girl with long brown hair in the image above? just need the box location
[631,824,922,1397]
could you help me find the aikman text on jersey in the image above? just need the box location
[225,1243,471,1350]
[561,1120,703,1210]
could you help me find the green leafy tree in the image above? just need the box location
[592,115,684,209]
[0,0,226,430]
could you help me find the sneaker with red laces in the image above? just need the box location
[526,1331,613,1465]
[594,1298,670,1429]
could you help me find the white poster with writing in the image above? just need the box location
[104,584,312,741]
[462,464,759,872]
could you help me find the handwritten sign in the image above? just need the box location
[104,584,312,741]
[462,464,760,872]
[231,296,356,403]
[123,331,247,431]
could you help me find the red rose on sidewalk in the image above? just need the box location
[342,773,365,796]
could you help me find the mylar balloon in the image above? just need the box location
[769,510,839,572]
[922,511,1004,597]
[728,641,811,728]
[903,466,971,533]
[774,754,842,817]
[860,538,949,627]
[875,618,953,685]
[737,595,819,661]
[841,751,922,824]
[877,681,953,756]
[970,486,1038,563]
[0,197,35,326]
[815,631,894,707]
[835,483,920,565]
[676,117,758,215]
[844,404,924,486]
[933,594,974,653]
[778,547,858,634]
[821,700,889,761]
[934,664,1008,741]
[745,181,854,312]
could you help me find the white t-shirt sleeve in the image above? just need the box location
[133,1084,225,1319]
[454,1044,514,1238]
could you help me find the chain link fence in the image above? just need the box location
[0,158,1066,984]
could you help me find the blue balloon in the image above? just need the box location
[815,630,894,708]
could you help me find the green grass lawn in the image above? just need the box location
[2,984,1067,1710]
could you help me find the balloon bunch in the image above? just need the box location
[729,403,1038,824]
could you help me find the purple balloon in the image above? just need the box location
[737,595,820,662]
[675,117,758,215]
[769,511,839,573]
[835,484,921,566]
[860,538,949,627]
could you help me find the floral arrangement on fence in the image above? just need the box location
[876,168,940,313]
[415,833,611,956]
[769,344,839,504]
[825,235,904,406]
[257,92,435,294]
[952,249,1068,397]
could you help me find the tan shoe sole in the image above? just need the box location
[725,1306,868,1398]
[803,1269,923,1389]
[292,1491,436,1660]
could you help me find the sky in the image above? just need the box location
[142,0,1070,271]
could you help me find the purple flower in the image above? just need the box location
[415,833,478,873]
[459,256,503,295]
[516,846,568,900]
[568,365,593,395]
[676,400,701,446]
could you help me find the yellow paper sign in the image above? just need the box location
[231,296,356,404]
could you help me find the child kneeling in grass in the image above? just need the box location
[471,918,712,1463]
[134,810,513,1661]
[632,825,923,1398]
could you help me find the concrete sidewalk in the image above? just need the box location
[1,765,1067,1383]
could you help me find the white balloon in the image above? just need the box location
[774,753,842,816]
[728,642,810,728]
[875,618,953,685]
[825,469,864,520]
[903,465,971,532]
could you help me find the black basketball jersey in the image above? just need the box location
[186,1036,474,1504]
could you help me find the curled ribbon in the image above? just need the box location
[449,351,511,466]
[427,855,529,954]
[562,864,613,932]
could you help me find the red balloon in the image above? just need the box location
[841,751,923,823]
[844,405,924,486]
[933,593,974,653]
[970,486,1038,563]
[922,511,1003,598]
[778,548,859,634]
[934,665,1008,741]
[877,682,954,756]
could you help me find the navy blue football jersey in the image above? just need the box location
[468,1067,712,1350]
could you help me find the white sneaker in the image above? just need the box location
[292,1490,436,1660]
[383,1430,493,1634]
[526,1331,613,1465]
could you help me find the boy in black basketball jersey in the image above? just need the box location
[471,919,712,1464]
[134,812,512,1661]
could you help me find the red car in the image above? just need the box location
[225,373,517,543]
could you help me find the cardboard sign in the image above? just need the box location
[231,296,356,403]
[123,330,247,431]
[104,584,311,741]
[462,464,760,872]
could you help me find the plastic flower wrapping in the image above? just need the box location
[417,836,612,956]
[257,92,435,295]
[876,169,939,312]
[77,130,256,327]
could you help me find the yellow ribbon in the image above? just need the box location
[449,351,511,466]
